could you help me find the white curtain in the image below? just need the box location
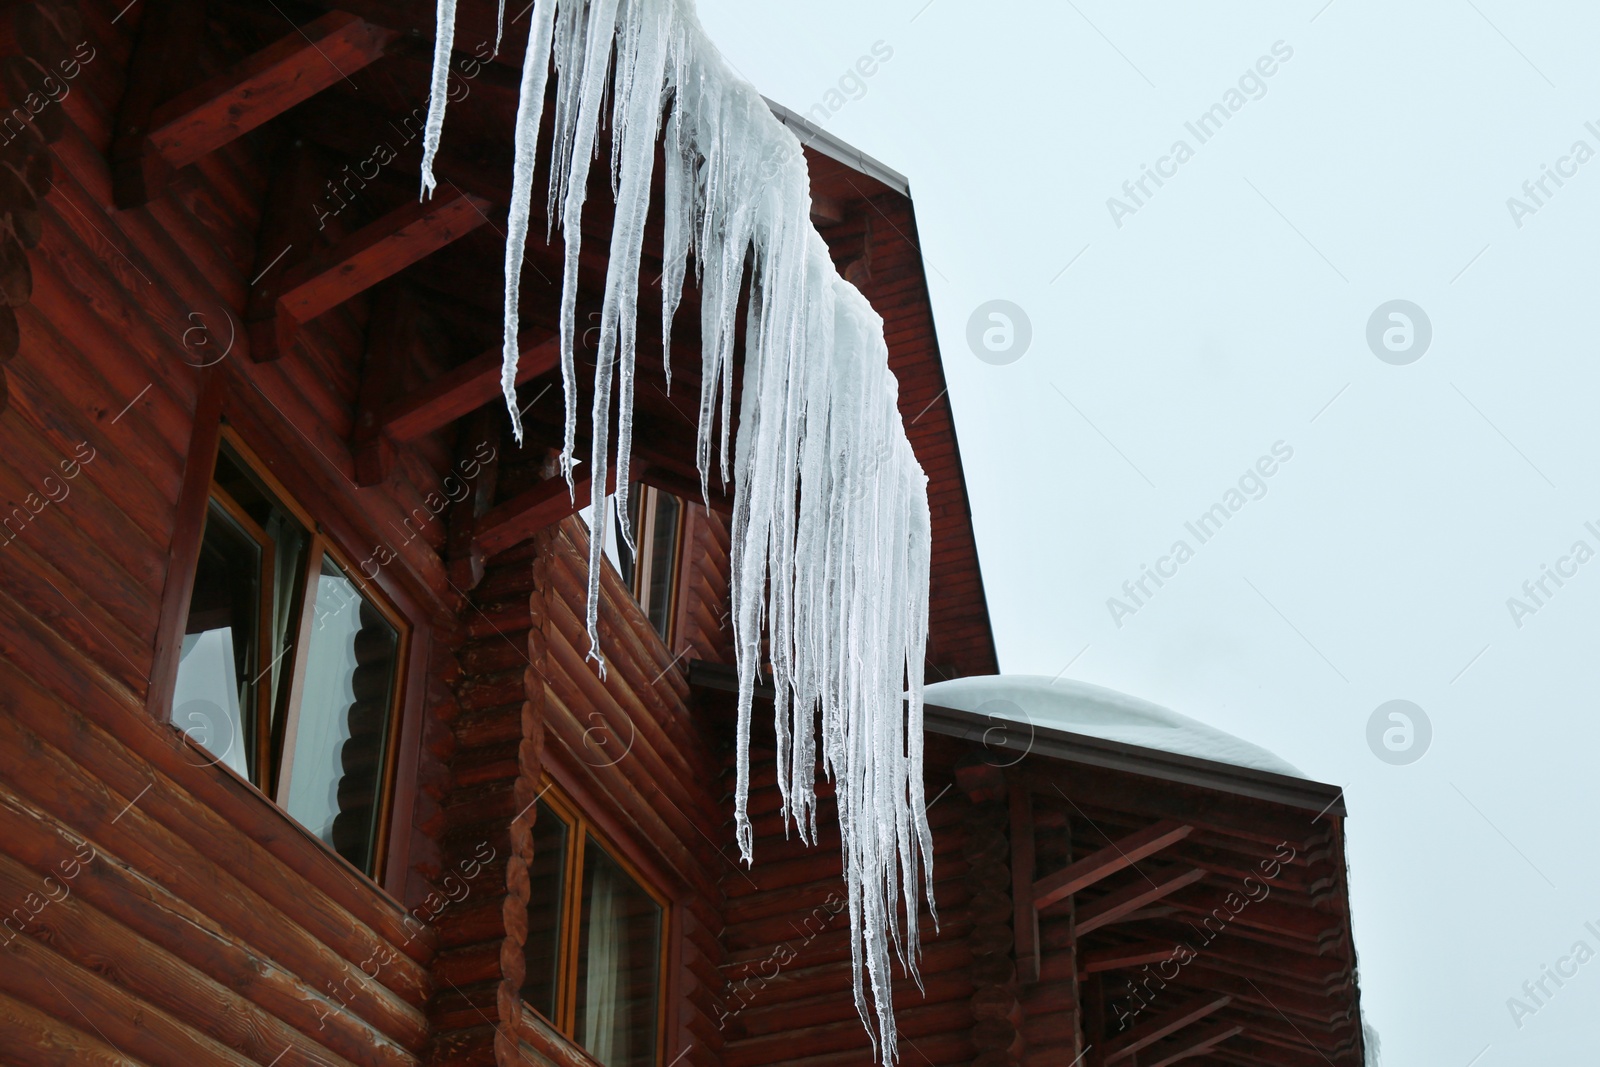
[583,859,625,1066]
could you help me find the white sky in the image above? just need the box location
[698,1,1600,1062]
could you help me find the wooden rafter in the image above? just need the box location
[1076,866,1205,937]
[115,9,394,207]
[1138,1020,1244,1067]
[1079,941,1182,978]
[1035,820,1193,911]
[1102,993,1230,1063]
[378,334,562,445]
[474,467,614,559]
[249,187,492,361]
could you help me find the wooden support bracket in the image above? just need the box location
[1035,820,1193,912]
[115,9,394,207]
[249,187,491,361]
[1101,994,1232,1064]
[473,465,614,559]
[1074,866,1205,937]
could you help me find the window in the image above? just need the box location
[582,483,683,642]
[171,430,408,877]
[523,791,667,1067]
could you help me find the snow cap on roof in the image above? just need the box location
[924,675,1305,779]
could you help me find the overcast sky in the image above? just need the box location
[697,1,1600,1062]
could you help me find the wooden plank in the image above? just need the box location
[1079,941,1180,977]
[381,333,561,443]
[1009,785,1039,983]
[474,468,609,558]
[1101,994,1231,1063]
[1075,867,1205,937]
[1137,1021,1244,1067]
[146,12,395,171]
[1035,820,1193,911]
[252,188,491,361]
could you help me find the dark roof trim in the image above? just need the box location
[688,660,1347,818]
[763,96,911,197]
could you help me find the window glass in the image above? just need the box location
[575,836,662,1067]
[175,499,268,780]
[171,434,406,879]
[522,800,571,1020]
[283,556,400,872]
[579,483,682,641]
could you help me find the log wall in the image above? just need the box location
[0,0,470,1062]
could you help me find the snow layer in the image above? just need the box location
[420,0,935,1058]
[923,675,1305,778]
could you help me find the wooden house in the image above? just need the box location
[0,1,1366,1065]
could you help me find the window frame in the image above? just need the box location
[618,483,685,645]
[527,782,672,1067]
[153,381,422,893]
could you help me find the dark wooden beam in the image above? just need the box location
[1076,867,1206,937]
[1138,1020,1244,1067]
[380,334,561,443]
[250,187,492,361]
[110,0,208,207]
[1102,993,1231,1064]
[444,407,502,590]
[1080,942,1182,978]
[1009,786,1038,983]
[474,466,614,559]
[117,11,394,206]
[1035,820,1194,911]
[352,283,423,485]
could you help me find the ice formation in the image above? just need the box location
[419,0,935,1058]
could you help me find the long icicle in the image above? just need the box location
[441,1,936,1058]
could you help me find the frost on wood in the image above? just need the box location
[421,0,935,1057]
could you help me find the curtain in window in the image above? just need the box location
[583,858,625,1066]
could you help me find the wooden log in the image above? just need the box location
[250,188,491,361]
[1035,821,1194,911]
[145,12,394,173]
[0,787,419,1067]
[382,333,561,444]
[475,468,601,558]
[109,0,208,207]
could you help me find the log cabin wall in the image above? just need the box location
[423,418,736,1067]
[713,733,977,1067]
[0,0,491,1063]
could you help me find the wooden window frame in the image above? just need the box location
[149,368,429,898]
[529,781,672,1067]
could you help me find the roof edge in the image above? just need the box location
[763,96,911,197]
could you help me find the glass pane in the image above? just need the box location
[521,800,570,1020]
[213,444,308,726]
[575,837,662,1067]
[643,491,679,638]
[283,556,399,873]
[173,501,263,781]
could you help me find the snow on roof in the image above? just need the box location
[923,675,1305,779]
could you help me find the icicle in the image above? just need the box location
[424,1,935,1058]
[418,0,459,199]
